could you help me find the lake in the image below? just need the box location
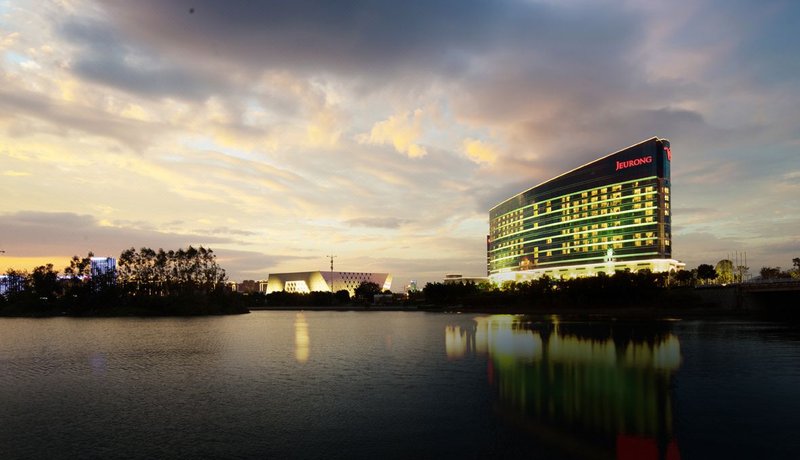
[1,312,798,459]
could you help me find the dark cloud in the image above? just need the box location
[87,0,642,89]
[60,19,229,101]
[0,86,156,149]
[0,211,233,258]
[666,0,800,86]
[98,0,504,76]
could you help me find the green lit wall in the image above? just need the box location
[488,137,672,277]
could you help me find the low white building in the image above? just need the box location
[264,271,392,296]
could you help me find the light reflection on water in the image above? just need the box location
[447,315,682,459]
[294,312,309,363]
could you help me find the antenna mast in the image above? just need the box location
[326,254,337,293]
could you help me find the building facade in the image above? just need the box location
[263,271,392,296]
[443,274,489,285]
[488,137,682,283]
[90,257,116,277]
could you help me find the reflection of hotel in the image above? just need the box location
[264,271,392,296]
[447,315,682,459]
[488,137,683,282]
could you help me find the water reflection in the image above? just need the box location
[294,313,309,363]
[448,315,682,459]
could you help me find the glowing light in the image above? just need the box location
[294,313,309,363]
[445,326,468,359]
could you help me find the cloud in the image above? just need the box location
[2,170,30,177]
[60,18,230,101]
[345,217,411,229]
[462,138,497,164]
[212,248,316,280]
[0,84,159,150]
[96,0,516,78]
[0,211,234,258]
[359,109,427,158]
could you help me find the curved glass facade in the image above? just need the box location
[488,137,678,280]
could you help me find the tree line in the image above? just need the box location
[422,269,676,308]
[1,247,245,316]
[677,256,800,286]
[420,256,800,309]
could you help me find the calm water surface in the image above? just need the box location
[1,312,799,459]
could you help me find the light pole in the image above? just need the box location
[326,254,336,293]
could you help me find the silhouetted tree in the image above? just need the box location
[354,281,381,302]
[334,289,350,304]
[64,252,93,280]
[696,264,717,284]
[31,264,60,299]
[759,266,789,280]
[116,246,227,296]
[674,269,694,287]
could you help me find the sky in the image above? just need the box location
[1,0,798,287]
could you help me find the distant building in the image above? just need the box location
[0,274,25,296]
[264,271,392,296]
[236,280,260,294]
[488,137,683,283]
[90,257,116,277]
[443,274,489,285]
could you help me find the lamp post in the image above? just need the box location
[326,254,336,293]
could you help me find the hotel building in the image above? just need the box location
[488,137,682,283]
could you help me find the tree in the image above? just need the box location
[115,246,227,296]
[715,259,734,284]
[792,258,800,279]
[696,264,717,285]
[760,266,784,280]
[354,281,381,302]
[735,265,749,283]
[64,252,93,280]
[31,264,60,299]
[675,269,694,287]
[334,289,350,304]
[3,268,28,299]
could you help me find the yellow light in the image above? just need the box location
[294,313,309,364]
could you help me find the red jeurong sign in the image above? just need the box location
[615,156,653,171]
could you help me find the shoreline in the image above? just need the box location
[2,303,797,321]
